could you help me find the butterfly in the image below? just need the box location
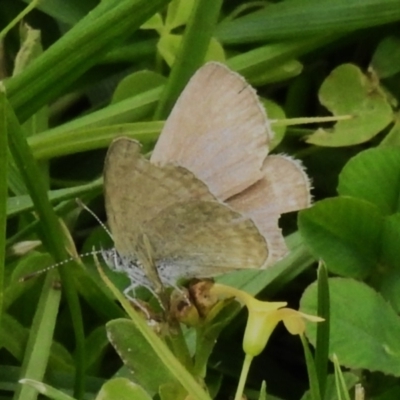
[102,62,311,299]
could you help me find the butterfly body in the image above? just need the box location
[102,248,150,289]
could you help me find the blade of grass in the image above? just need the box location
[13,272,62,400]
[5,0,171,122]
[315,262,330,399]
[154,0,223,119]
[216,0,400,44]
[5,98,85,399]
[333,355,351,400]
[0,0,40,41]
[0,86,7,340]
[28,121,164,161]
[19,378,76,400]
[7,178,102,218]
[101,40,158,64]
[227,35,340,81]
[22,0,96,25]
[301,334,321,400]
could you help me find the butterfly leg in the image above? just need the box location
[122,283,157,318]
[158,275,190,306]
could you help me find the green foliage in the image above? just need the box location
[2,0,400,399]
[306,64,393,146]
[299,147,400,307]
[301,278,400,376]
[107,319,181,397]
[299,197,383,278]
[95,378,153,400]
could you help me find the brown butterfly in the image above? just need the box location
[102,62,311,297]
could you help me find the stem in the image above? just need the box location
[0,0,40,40]
[273,114,353,127]
[0,87,7,342]
[154,0,223,119]
[234,353,253,400]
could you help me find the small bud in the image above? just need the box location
[169,287,200,326]
[188,279,218,318]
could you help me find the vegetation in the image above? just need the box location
[1,0,400,399]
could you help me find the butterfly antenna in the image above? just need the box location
[19,249,105,282]
[21,199,112,283]
[75,198,113,240]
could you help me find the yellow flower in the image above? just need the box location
[210,283,323,356]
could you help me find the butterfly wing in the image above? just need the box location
[104,137,215,260]
[228,155,312,265]
[143,200,268,282]
[151,62,271,200]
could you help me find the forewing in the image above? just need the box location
[151,62,271,200]
[143,200,268,280]
[228,155,312,266]
[104,137,215,258]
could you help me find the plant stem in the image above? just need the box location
[234,353,253,400]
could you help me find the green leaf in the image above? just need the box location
[298,197,383,278]
[154,0,223,119]
[301,278,400,376]
[379,213,400,312]
[19,378,75,400]
[262,98,286,150]
[84,326,109,374]
[106,319,180,397]
[373,385,400,400]
[7,179,101,218]
[15,24,49,139]
[6,0,170,122]
[307,64,393,146]
[111,71,166,121]
[14,273,62,400]
[140,12,164,32]
[205,38,225,63]
[371,36,400,79]
[13,23,43,76]
[1,311,74,372]
[248,59,303,86]
[96,378,152,400]
[4,96,85,397]
[159,382,187,400]
[1,313,31,363]
[227,36,336,82]
[379,268,400,314]
[338,147,400,215]
[301,372,359,400]
[380,115,400,148]
[157,33,183,67]
[112,71,166,105]
[29,122,163,161]
[194,301,240,378]
[315,263,330,399]
[216,0,400,44]
[158,35,225,68]
[37,87,163,144]
[300,334,321,400]
[258,381,267,400]
[380,213,400,270]
[0,85,7,337]
[22,0,97,25]
[165,0,195,30]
